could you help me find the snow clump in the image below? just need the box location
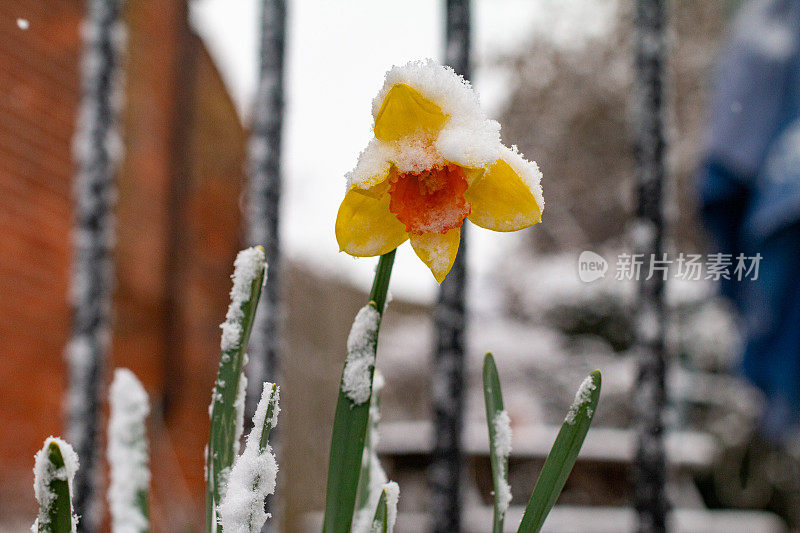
[492,410,513,515]
[342,304,381,404]
[219,383,280,533]
[33,437,80,533]
[107,368,150,533]
[565,375,597,425]
[220,247,266,353]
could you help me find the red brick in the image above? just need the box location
[0,1,246,528]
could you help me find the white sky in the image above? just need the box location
[189,0,616,302]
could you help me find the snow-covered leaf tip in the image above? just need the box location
[107,368,150,533]
[33,437,79,533]
[219,382,280,533]
[207,246,267,533]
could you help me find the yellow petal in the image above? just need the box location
[352,176,391,199]
[374,83,448,142]
[409,228,461,283]
[461,165,486,187]
[336,189,408,256]
[464,158,542,231]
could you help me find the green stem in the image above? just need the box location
[369,250,395,311]
[356,371,384,512]
[322,250,395,533]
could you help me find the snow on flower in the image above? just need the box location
[336,59,544,282]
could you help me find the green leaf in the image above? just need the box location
[218,382,280,533]
[258,382,279,452]
[483,353,510,533]
[518,370,601,533]
[134,491,149,533]
[356,371,386,512]
[206,247,266,533]
[36,440,75,533]
[370,489,389,533]
[322,250,395,533]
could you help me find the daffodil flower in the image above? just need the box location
[336,60,544,282]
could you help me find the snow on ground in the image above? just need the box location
[190,0,618,303]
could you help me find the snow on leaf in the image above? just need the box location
[492,410,513,515]
[218,384,280,533]
[565,375,597,425]
[342,304,381,404]
[107,368,150,533]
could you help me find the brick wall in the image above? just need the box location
[0,1,246,529]
[0,2,81,520]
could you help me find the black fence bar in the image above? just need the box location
[245,0,286,426]
[632,1,670,531]
[67,0,125,530]
[244,1,287,526]
[430,2,471,532]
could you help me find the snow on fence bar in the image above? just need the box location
[631,0,670,531]
[245,0,287,431]
[66,0,126,528]
[430,1,472,532]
